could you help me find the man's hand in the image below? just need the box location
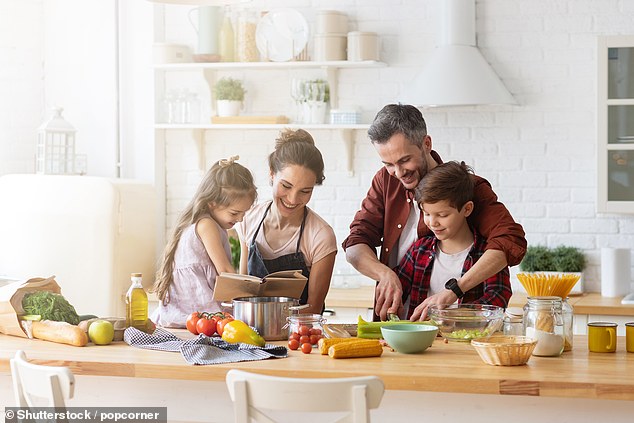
[410,290,457,321]
[374,269,404,321]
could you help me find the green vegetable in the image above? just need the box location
[22,291,80,325]
[445,328,492,341]
[357,316,435,339]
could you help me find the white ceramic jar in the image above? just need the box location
[316,10,348,34]
[347,31,379,61]
[314,34,347,61]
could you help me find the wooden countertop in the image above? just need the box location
[326,287,634,317]
[325,286,374,308]
[509,293,634,316]
[1,332,633,401]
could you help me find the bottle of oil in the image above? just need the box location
[125,273,148,330]
[219,8,235,62]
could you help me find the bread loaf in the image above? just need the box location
[32,320,89,347]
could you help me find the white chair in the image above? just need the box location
[10,350,75,407]
[225,369,384,423]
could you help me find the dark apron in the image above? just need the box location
[248,202,320,310]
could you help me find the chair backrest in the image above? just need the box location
[10,350,75,408]
[225,369,384,423]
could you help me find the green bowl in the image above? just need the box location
[380,324,438,354]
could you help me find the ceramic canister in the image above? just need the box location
[314,34,347,61]
[347,31,379,61]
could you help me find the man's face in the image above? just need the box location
[374,133,430,190]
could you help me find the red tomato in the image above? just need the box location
[196,316,216,337]
[288,339,300,350]
[309,334,320,345]
[289,332,300,341]
[299,335,310,345]
[298,325,310,336]
[300,343,312,354]
[209,315,222,335]
[216,317,234,337]
[186,312,201,335]
[309,328,322,336]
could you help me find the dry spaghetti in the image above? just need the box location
[516,273,580,298]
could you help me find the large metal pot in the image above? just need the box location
[222,296,309,341]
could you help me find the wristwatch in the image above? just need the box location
[445,278,465,298]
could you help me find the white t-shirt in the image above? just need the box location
[428,243,473,297]
[236,201,338,269]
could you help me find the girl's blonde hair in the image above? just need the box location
[152,156,256,303]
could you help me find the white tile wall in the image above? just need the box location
[2,0,634,292]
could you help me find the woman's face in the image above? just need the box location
[271,164,317,218]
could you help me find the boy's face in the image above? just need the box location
[421,199,473,241]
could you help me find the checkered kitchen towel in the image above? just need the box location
[124,327,287,365]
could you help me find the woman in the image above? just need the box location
[236,129,337,314]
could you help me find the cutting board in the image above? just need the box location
[211,115,290,124]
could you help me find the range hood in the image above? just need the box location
[403,0,516,107]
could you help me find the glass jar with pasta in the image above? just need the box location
[523,296,565,357]
[237,10,259,62]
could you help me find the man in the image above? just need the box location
[342,104,526,320]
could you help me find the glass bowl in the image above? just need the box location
[428,304,504,342]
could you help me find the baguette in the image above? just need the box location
[32,320,89,347]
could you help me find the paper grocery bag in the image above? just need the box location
[0,275,60,337]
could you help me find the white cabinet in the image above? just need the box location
[597,35,634,213]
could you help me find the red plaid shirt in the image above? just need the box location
[395,230,512,319]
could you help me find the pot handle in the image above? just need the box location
[221,302,233,308]
[289,304,310,311]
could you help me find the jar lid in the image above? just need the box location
[504,307,523,322]
[317,10,347,16]
[347,31,378,37]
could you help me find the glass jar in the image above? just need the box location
[503,307,524,336]
[562,297,574,351]
[237,10,258,62]
[287,314,326,346]
[523,296,565,357]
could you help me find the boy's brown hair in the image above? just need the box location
[416,161,474,211]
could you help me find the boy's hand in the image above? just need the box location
[410,290,458,321]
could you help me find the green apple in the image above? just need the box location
[88,320,115,345]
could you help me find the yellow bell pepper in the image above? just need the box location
[221,319,265,347]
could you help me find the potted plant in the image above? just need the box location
[518,245,586,294]
[214,77,245,117]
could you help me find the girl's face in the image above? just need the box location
[209,195,254,230]
[271,164,317,218]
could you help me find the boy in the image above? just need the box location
[395,161,512,321]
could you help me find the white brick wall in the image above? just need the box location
[3,0,634,292]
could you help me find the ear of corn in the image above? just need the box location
[327,339,384,359]
[318,337,376,355]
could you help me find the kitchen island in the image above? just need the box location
[1,331,633,422]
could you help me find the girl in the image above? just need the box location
[151,156,257,328]
[236,129,337,314]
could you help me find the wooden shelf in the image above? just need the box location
[154,123,369,130]
[154,60,386,71]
